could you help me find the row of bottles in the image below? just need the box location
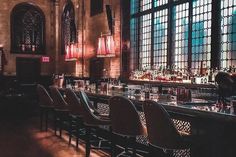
[130,63,236,84]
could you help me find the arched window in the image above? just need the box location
[11,3,45,54]
[61,0,77,54]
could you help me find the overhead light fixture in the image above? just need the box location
[105,35,115,57]
[97,36,107,57]
[97,33,115,58]
[65,43,80,61]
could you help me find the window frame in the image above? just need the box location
[130,0,224,71]
[10,2,46,55]
[61,0,77,55]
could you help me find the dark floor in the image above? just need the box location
[0,116,109,157]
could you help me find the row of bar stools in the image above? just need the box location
[37,85,192,157]
[37,85,112,156]
[37,85,54,131]
[65,88,112,153]
[78,90,112,157]
[109,96,192,157]
[37,85,84,149]
[49,86,69,137]
[64,88,85,148]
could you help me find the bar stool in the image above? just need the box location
[79,89,101,115]
[49,86,69,137]
[109,96,147,157]
[143,100,191,156]
[37,84,54,131]
[64,88,85,148]
[78,90,111,157]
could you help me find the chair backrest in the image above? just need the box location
[37,84,53,107]
[143,100,182,149]
[82,90,99,111]
[49,86,68,110]
[65,88,83,116]
[78,90,102,126]
[109,96,146,136]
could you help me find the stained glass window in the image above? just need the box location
[139,14,152,69]
[129,0,235,72]
[221,0,236,68]
[172,3,189,70]
[140,0,152,11]
[136,0,153,69]
[130,18,139,70]
[61,0,77,54]
[11,3,45,54]
[153,9,168,67]
[154,0,168,7]
[131,0,139,14]
[192,0,212,70]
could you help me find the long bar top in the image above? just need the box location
[128,80,216,89]
[73,89,236,123]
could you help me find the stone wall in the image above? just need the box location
[82,0,121,78]
[0,0,121,78]
[0,0,54,76]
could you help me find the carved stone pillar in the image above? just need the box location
[54,0,60,73]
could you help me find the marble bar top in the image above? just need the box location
[75,89,236,123]
[128,79,216,89]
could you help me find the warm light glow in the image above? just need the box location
[97,37,107,57]
[76,60,83,76]
[65,43,79,61]
[41,56,50,63]
[97,35,116,58]
[65,45,70,60]
[106,35,115,57]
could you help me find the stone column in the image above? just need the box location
[54,0,60,73]
[81,0,85,77]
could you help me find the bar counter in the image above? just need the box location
[83,89,236,157]
[75,89,235,123]
[128,79,216,89]
[60,87,236,157]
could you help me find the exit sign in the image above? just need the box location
[41,56,50,63]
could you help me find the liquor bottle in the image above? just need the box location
[229,66,232,73]
[208,68,213,82]
[200,61,203,76]
[212,67,218,82]
[233,65,236,73]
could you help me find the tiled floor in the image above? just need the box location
[0,117,109,157]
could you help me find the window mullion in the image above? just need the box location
[151,0,155,67]
[167,0,173,67]
[137,0,141,70]
[188,0,193,70]
[211,0,221,69]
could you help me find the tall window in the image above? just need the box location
[191,0,212,70]
[139,14,152,69]
[61,0,77,54]
[130,0,236,71]
[154,9,168,68]
[172,3,189,70]
[130,18,139,70]
[221,0,236,68]
[11,3,45,54]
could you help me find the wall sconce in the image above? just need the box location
[97,36,107,57]
[65,43,81,61]
[97,33,115,58]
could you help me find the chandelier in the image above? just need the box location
[65,43,81,61]
[97,34,115,58]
